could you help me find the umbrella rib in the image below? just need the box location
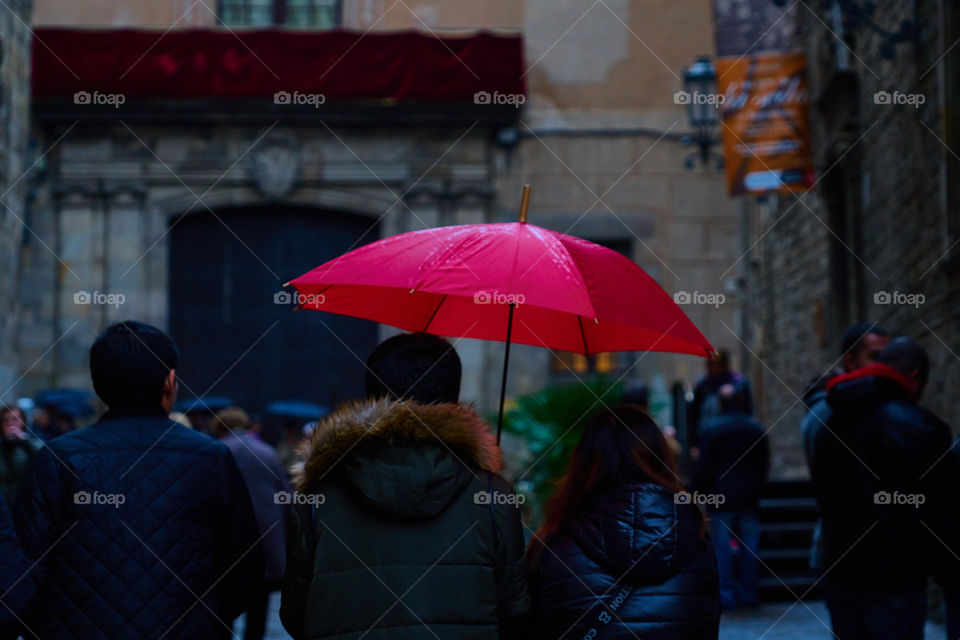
[423,294,448,333]
[577,315,590,357]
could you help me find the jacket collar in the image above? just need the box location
[298,397,502,491]
[101,406,170,422]
[825,363,916,401]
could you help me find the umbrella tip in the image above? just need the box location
[518,184,531,223]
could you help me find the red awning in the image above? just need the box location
[32,28,525,103]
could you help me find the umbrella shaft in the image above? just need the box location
[495,303,516,445]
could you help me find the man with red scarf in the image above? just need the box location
[812,337,958,640]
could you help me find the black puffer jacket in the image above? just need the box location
[813,364,958,592]
[13,409,264,639]
[532,483,719,640]
[280,399,530,640]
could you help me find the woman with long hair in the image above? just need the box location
[528,404,720,640]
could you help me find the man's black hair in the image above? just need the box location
[879,337,930,384]
[364,332,461,404]
[89,321,179,410]
[841,322,888,356]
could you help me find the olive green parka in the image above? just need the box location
[280,398,530,640]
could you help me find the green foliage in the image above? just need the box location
[497,377,623,526]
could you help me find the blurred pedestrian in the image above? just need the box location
[812,337,956,640]
[623,380,683,460]
[281,332,530,640]
[688,350,752,457]
[622,380,649,410]
[14,320,263,640]
[801,322,888,572]
[34,406,74,441]
[695,384,768,609]
[0,404,42,505]
[211,407,289,640]
[802,323,889,470]
[528,405,719,640]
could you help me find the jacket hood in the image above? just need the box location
[827,363,915,413]
[566,483,703,584]
[298,398,502,520]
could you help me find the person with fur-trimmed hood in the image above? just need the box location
[280,332,530,640]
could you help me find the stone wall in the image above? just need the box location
[0,0,33,397]
[745,0,959,478]
[16,122,504,405]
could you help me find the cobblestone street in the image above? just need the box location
[250,595,949,639]
[719,601,946,640]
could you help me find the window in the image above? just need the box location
[219,0,341,27]
[550,351,620,375]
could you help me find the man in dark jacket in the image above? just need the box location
[801,322,889,571]
[14,320,263,640]
[695,384,768,609]
[812,337,957,640]
[211,407,289,640]
[281,332,530,640]
[802,323,889,471]
[0,492,34,635]
[688,350,752,455]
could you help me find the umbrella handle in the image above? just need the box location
[495,302,516,445]
[518,185,531,223]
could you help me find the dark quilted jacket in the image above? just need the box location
[532,483,719,640]
[0,492,34,635]
[281,399,530,640]
[814,364,959,592]
[13,409,264,639]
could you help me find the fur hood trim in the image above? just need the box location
[297,397,503,491]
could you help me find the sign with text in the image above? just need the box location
[716,53,815,195]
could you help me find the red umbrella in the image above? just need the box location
[287,186,713,440]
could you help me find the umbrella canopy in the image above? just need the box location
[265,399,329,420]
[288,221,713,357]
[34,388,97,418]
[172,395,235,414]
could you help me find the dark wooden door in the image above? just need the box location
[169,206,378,415]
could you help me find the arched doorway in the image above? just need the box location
[169,205,378,418]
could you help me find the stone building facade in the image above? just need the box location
[742,0,959,477]
[10,1,747,434]
[0,0,33,394]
